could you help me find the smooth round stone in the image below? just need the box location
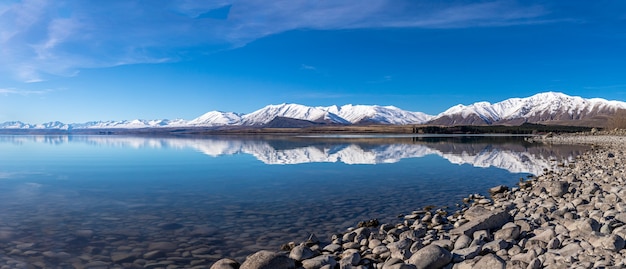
[75,229,94,238]
[240,250,295,269]
[289,245,315,261]
[407,245,452,269]
[210,258,240,269]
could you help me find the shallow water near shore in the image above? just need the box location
[0,135,589,266]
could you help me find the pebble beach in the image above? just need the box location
[213,132,626,269]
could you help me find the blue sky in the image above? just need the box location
[1,0,625,123]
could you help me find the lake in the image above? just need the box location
[0,135,588,267]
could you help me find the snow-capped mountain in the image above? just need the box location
[429,92,626,126]
[241,103,350,125]
[328,104,433,124]
[239,103,432,125]
[1,92,625,130]
[0,121,34,129]
[70,119,188,129]
[187,111,242,126]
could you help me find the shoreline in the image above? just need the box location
[216,133,626,269]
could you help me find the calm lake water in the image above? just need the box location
[0,135,588,267]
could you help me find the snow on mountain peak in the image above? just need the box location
[241,103,346,125]
[188,111,242,126]
[432,91,626,125]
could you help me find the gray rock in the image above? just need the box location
[451,209,511,236]
[482,239,508,253]
[511,249,537,264]
[489,185,509,195]
[368,239,382,249]
[547,237,561,249]
[452,246,481,261]
[240,250,295,269]
[289,244,315,261]
[472,253,505,269]
[430,239,453,250]
[407,244,452,269]
[526,258,542,269]
[529,229,556,243]
[539,181,570,197]
[384,264,417,269]
[592,234,625,252]
[494,223,520,241]
[470,230,490,247]
[339,251,360,268]
[210,258,240,269]
[301,254,337,269]
[323,243,342,253]
[372,245,390,255]
[454,235,471,250]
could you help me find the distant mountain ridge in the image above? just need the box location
[431,92,626,126]
[2,92,625,130]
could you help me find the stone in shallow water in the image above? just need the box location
[74,229,94,238]
[148,242,178,252]
[111,252,136,263]
[159,222,184,230]
[143,250,166,259]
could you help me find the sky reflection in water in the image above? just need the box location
[0,135,588,263]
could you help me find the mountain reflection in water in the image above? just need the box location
[2,135,588,175]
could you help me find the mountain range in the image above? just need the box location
[2,92,625,130]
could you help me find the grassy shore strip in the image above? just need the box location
[211,133,626,269]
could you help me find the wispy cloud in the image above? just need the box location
[300,64,317,71]
[0,88,53,96]
[0,0,560,82]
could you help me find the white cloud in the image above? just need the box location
[0,0,557,82]
[0,88,52,96]
[301,64,316,71]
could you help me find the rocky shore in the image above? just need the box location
[213,133,626,269]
